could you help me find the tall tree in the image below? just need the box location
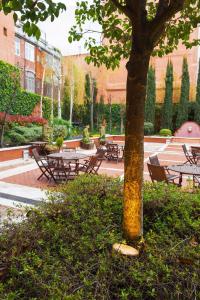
[145,66,156,125]
[194,59,200,124]
[161,61,173,129]
[176,58,190,129]
[3,0,200,242]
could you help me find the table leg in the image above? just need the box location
[179,173,183,187]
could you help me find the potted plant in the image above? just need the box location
[56,136,64,152]
[99,124,106,145]
[80,125,94,150]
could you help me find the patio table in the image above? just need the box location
[167,164,200,186]
[47,151,91,161]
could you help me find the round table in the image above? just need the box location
[168,164,200,186]
[47,151,90,161]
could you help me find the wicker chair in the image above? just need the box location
[105,143,123,162]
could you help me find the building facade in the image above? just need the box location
[0,13,62,100]
[0,12,15,65]
[63,27,200,104]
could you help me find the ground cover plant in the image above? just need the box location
[0,175,199,299]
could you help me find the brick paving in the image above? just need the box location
[0,142,199,212]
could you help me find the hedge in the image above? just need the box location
[0,60,51,120]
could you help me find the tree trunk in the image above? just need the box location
[123,51,150,241]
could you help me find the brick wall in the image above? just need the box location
[0,12,15,64]
[63,27,200,104]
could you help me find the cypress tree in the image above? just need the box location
[161,61,173,129]
[176,57,190,129]
[194,58,200,124]
[145,66,156,125]
[62,78,70,120]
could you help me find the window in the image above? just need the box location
[25,71,35,92]
[3,27,7,36]
[25,42,35,62]
[15,37,20,56]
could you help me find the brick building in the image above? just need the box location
[0,13,62,100]
[63,26,200,104]
[0,12,15,65]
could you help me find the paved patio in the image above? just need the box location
[0,141,197,216]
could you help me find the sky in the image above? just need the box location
[39,1,101,56]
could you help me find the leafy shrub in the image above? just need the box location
[144,122,154,135]
[53,118,71,127]
[159,128,172,136]
[55,136,64,150]
[0,112,47,126]
[0,176,199,299]
[53,125,67,140]
[6,125,42,145]
[7,131,27,145]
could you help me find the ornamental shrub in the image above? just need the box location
[53,125,67,140]
[159,128,172,136]
[145,66,156,124]
[0,176,199,299]
[5,125,42,146]
[176,58,190,129]
[144,122,154,135]
[161,61,173,130]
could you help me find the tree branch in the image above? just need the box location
[149,0,185,45]
[110,0,132,19]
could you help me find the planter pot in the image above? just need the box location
[80,141,94,150]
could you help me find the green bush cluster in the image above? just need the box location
[53,125,68,140]
[5,124,42,146]
[144,122,154,135]
[159,128,172,136]
[1,176,199,299]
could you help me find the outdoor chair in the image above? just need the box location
[149,155,180,183]
[191,146,200,164]
[105,143,123,162]
[32,148,55,181]
[95,147,107,159]
[147,163,181,186]
[182,144,196,164]
[47,157,78,183]
[78,155,102,175]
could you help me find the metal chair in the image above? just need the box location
[182,144,195,164]
[147,163,181,186]
[78,155,102,175]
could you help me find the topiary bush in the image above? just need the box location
[144,122,154,135]
[0,176,199,299]
[159,128,172,136]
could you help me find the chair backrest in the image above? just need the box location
[149,155,160,166]
[106,143,119,153]
[96,147,106,158]
[147,163,168,183]
[182,144,189,157]
[32,148,41,161]
[86,155,102,174]
[191,146,200,156]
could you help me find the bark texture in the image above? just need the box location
[123,51,150,240]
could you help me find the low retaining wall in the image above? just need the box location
[1,135,200,162]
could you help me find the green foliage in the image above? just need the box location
[55,136,64,149]
[53,125,67,141]
[145,66,156,124]
[5,125,42,145]
[159,128,172,136]
[69,2,200,69]
[62,78,70,120]
[42,97,51,120]
[53,118,71,127]
[144,122,154,135]
[161,61,173,130]
[194,59,200,124]
[1,1,66,40]
[0,176,199,299]
[176,58,190,129]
